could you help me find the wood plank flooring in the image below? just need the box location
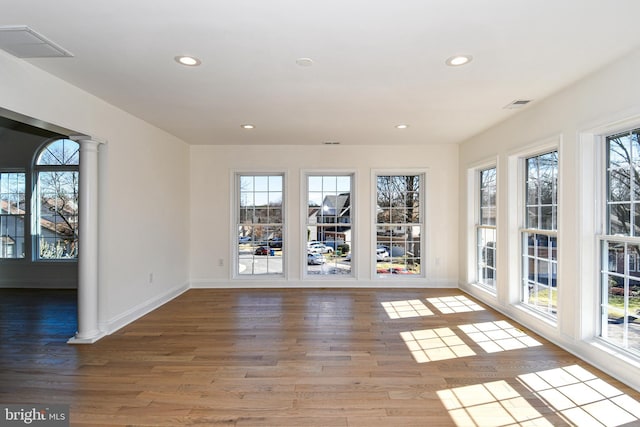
[2,288,640,426]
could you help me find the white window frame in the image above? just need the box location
[232,171,286,280]
[302,171,356,279]
[517,143,560,321]
[598,125,640,358]
[0,170,26,259]
[475,165,497,292]
[372,169,426,280]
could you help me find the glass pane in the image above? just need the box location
[308,176,323,192]
[322,176,337,191]
[309,191,323,208]
[0,215,25,258]
[253,207,267,223]
[609,203,631,235]
[526,207,538,229]
[240,176,254,192]
[254,176,268,191]
[268,207,282,224]
[38,171,79,259]
[336,176,351,192]
[540,206,553,230]
[37,139,80,166]
[240,192,254,208]
[268,191,282,207]
[268,175,282,192]
[607,241,625,274]
[609,169,631,202]
[609,133,632,169]
[239,207,253,223]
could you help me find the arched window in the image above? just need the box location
[34,139,79,260]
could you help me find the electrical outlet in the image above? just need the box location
[149,272,153,284]
[218,258,224,267]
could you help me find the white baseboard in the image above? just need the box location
[190,278,457,289]
[100,282,189,335]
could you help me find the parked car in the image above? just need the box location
[239,236,252,243]
[376,247,390,261]
[307,253,325,265]
[254,246,269,255]
[308,243,334,254]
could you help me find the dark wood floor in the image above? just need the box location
[2,288,640,426]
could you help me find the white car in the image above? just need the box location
[307,253,325,265]
[308,243,334,254]
[376,247,390,261]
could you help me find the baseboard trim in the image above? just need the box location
[190,279,457,289]
[101,282,189,335]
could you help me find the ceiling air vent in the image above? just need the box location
[504,99,532,109]
[0,25,73,58]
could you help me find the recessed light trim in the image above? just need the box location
[395,124,409,129]
[174,55,201,66]
[241,124,255,129]
[445,55,472,67]
[296,57,314,67]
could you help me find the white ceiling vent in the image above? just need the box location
[504,99,533,109]
[0,25,73,58]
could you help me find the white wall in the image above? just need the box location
[190,144,458,288]
[458,47,640,391]
[0,50,191,334]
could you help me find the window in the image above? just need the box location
[236,174,284,276]
[305,174,353,276]
[375,174,423,277]
[477,167,497,289]
[0,172,26,258]
[522,151,558,317]
[35,139,79,260]
[601,128,640,355]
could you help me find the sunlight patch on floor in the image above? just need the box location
[459,321,542,353]
[518,365,640,427]
[400,328,475,363]
[438,380,553,427]
[381,299,434,319]
[427,295,485,314]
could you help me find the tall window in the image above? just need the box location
[35,139,79,260]
[601,128,640,355]
[522,151,558,317]
[237,174,284,276]
[0,172,26,258]
[477,167,497,289]
[305,174,353,276]
[375,174,423,277]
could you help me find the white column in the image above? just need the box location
[68,137,105,344]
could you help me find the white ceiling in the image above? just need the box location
[1,0,640,146]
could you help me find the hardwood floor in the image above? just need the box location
[2,288,640,426]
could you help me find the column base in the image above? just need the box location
[67,331,106,344]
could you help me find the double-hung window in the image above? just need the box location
[305,174,353,276]
[522,151,558,317]
[477,167,497,289]
[236,174,284,276]
[600,128,640,355]
[0,172,26,258]
[375,173,423,277]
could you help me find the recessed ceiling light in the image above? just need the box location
[395,124,409,129]
[241,124,255,129]
[174,55,201,66]
[445,55,472,67]
[296,57,314,67]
